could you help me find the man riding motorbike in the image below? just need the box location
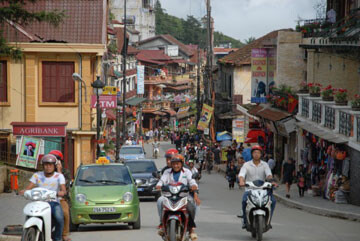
[238,145,277,229]
[153,138,160,158]
[156,154,201,240]
[160,148,179,175]
[20,154,66,241]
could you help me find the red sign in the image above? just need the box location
[91,95,117,109]
[11,122,67,137]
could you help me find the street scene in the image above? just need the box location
[1,0,360,241]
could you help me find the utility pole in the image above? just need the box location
[122,0,128,141]
[196,45,201,125]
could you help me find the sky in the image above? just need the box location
[159,0,319,42]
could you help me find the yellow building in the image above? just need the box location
[0,0,107,175]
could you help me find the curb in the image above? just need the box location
[273,192,360,222]
[0,235,21,241]
[216,164,360,222]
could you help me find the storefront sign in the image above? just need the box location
[103,86,117,95]
[251,48,276,103]
[91,95,117,109]
[177,106,190,119]
[197,104,214,131]
[12,122,67,137]
[232,116,245,143]
[16,136,41,169]
[137,65,145,94]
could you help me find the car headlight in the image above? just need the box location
[123,192,133,202]
[169,186,180,194]
[149,178,158,183]
[76,194,87,203]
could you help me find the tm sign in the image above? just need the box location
[91,95,117,109]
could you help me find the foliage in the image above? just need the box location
[321,85,334,98]
[155,1,243,48]
[334,88,348,102]
[189,124,197,134]
[0,0,65,60]
[107,40,118,54]
[351,94,360,108]
[308,83,322,94]
[299,81,308,91]
[244,37,256,44]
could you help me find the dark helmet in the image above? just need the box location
[41,154,58,165]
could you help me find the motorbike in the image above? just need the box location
[242,180,273,241]
[153,147,159,159]
[21,187,57,241]
[160,184,191,241]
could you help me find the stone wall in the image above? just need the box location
[348,147,360,206]
[0,165,35,194]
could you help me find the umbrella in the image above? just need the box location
[244,129,265,143]
[216,131,232,142]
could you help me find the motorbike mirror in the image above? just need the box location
[152,171,158,178]
[192,173,199,179]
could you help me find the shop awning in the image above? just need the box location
[218,112,239,119]
[245,129,266,143]
[177,106,190,119]
[153,111,166,116]
[296,121,348,144]
[248,105,291,122]
[126,97,147,106]
[161,108,177,116]
[216,131,232,141]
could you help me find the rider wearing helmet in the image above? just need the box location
[160,148,179,174]
[20,154,66,241]
[49,150,71,241]
[238,145,277,229]
[156,154,200,240]
[188,159,199,177]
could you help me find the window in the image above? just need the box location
[42,62,75,102]
[0,61,7,102]
[325,106,335,129]
[143,0,150,8]
[312,102,322,123]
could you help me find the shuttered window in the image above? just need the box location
[42,62,75,102]
[0,61,7,102]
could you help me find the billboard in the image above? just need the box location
[137,65,145,94]
[251,48,276,103]
[232,117,245,143]
[197,104,214,131]
[91,95,117,109]
[16,136,41,169]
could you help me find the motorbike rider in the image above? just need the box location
[188,159,199,178]
[160,148,179,175]
[156,154,201,240]
[152,138,160,157]
[19,154,66,241]
[238,145,277,229]
[49,150,71,241]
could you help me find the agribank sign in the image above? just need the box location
[11,122,67,137]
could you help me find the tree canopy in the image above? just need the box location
[0,0,65,59]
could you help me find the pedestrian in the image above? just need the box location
[267,154,276,173]
[226,161,237,189]
[242,144,252,162]
[297,164,306,197]
[145,131,150,143]
[282,158,296,198]
[212,144,221,166]
[235,147,242,162]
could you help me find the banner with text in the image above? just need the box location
[16,136,41,169]
[137,65,145,94]
[197,104,214,131]
[91,95,117,109]
[232,116,245,143]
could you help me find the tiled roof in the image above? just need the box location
[114,27,139,55]
[248,105,291,121]
[219,29,291,66]
[138,35,193,57]
[3,0,106,44]
[136,50,172,65]
[214,48,238,53]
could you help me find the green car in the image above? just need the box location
[69,162,140,230]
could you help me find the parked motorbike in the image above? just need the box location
[160,184,190,241]
[21,188,57,241]
[242,180,273,241]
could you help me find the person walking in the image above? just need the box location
[282,158,296,198]
[226,161,237,190]
[297,164,306,197]
[267,154,276,173]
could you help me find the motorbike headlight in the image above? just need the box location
[76,194,86,203]
[162,191,171,197]
[179,192,188,198]
[123,192,133,202]
[31,190,42,201]
[169,186,180,194]
[250,193,261,206]
[262,195,269,206]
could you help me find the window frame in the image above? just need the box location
[38,59,79,107]
[0,59,10,106]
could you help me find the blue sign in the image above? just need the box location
[137,65,145,94]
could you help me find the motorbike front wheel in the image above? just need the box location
[256,215,264,241]
[169,219,177,241]
[21,227,39,241]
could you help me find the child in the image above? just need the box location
[226,161,237,190]
[297,164,306,197]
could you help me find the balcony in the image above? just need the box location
[297,93,360,146]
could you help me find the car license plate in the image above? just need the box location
[93,207,116,213]
[137,188,144,192]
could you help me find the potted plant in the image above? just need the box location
[308,83,322,97]
[351,94,360,111]
[298,81,309,93]
[334,88,348,105]
[321,85,334,101]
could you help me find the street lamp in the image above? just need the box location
[116,98,122,162]
[91,76,105,158]
[72,73,88,131]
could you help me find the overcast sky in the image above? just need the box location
[159,0,318,42]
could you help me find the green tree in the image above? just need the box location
[244,37,256,44]
[0,0,65,59]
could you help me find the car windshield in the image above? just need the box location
[75,165,133,186]
[125,161,157,174]
[120,147,144,155]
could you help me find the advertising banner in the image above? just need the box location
[16,136,41,169]
[251,48,276,103]
[197,104,214,131]
[137,65,145,94]
[91,95,117,109]
[232,116,245,143]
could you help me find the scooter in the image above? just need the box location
[21,188,57,241]
[153,148,159,159]
[160,184,190,241]
[242,180,273,241]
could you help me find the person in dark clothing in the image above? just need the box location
[297,164,306,197]
[226,146,236,167]
[226,161,237,189]
[188,144,196,162]
[282,158,296,198]
[174,136,182,153]
[212,144,221,165]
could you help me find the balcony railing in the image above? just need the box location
[312,102,322,123]
[339,111,353,137]
[324,106,335,129]
[301,98,309,118]
[357,117,360,142]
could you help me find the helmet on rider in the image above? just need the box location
[49,150,63,162]
[170,154,185,164]
[41,154,58,174]
[165,148,179,159]
[251,145,263,154]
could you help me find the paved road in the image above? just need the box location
[1,141,360,241]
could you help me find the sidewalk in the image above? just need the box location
[216,164,360,222]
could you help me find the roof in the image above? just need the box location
[3,0,106,44]
[136,50,172,65]
[219,29,291,66]
[214,47,239,54]
[248,105,291,122]
[138,35,193,57]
